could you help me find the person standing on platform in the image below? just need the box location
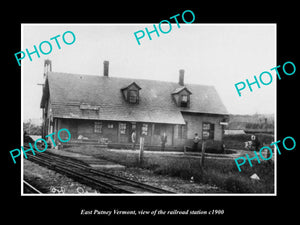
[161,132,168,151]
[131,130,137,150]
[193,133,200,151]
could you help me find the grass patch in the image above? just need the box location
[63,146,274,193]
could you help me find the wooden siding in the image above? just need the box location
[53,112,226,151]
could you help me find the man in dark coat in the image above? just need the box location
[251,135,260,151]
[161,132,167,151]
[193,133,200,151]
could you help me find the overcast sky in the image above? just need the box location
[22,24,276,123]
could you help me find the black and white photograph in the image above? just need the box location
[21,24,276,195]
[3,5,298,222]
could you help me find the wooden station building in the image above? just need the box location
[40,60,229,151]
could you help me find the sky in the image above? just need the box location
[22,24,276,123]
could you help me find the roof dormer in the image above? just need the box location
[172,86,192,107]
[121,82,141,104]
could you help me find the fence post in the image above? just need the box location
[139,136,145,165]
[201,140,206,170]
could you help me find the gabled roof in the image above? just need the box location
[171,86,192,95]
[42,72,228,124]
[121,82,142,91]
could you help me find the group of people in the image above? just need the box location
[130,130,202,151]
[131,130,168,151]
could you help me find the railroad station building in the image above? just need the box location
[40,60,229,151]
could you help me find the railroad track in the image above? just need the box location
[25,149,174,194]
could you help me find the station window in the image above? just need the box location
[181,95,188,107]
[119,123,127,134]
[108,123,114,129]
[142,123,148,135]
[129,90,138,104]
[202,122,214,140]
[94,121,102,133]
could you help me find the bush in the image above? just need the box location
[224,176,252,193]
[224,133,274,150]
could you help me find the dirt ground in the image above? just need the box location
[108,167,225,193]
[23,159,99,194]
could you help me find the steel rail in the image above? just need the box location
[28,155,132,193]
[26,151,174,194]
[40,151,174,194]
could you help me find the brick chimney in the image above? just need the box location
[44,59,52,77]
[179,69,184,86]
[103,61,109,77]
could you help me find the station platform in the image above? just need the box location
[47,148,126,170]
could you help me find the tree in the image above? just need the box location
[23,120,42,135]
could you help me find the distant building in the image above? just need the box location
[40,60,229,151]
